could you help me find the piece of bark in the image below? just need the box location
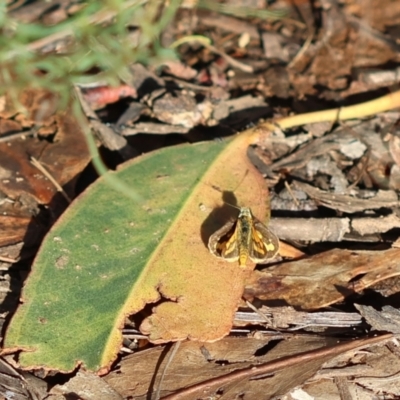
[349,15,400,68]
[261,65,291,99]
[121,122,190,136]
[7,111,90,203]
[334,376,353,400]
[352,371,400,398]
[304,337,400,399]
[0,107,91,248]
[245,248,400,309]
[75,86,136,159]
[269,131,366,174]
[354,304,400,333]
[270,213,400,243]
[152,92,213,128]
[50,370,123,400]
[294,181,399,213]
[234,307,362,330]
[0,357,47,400]
[127,63,165,95]
[303,121,333,138]
[105,335,386,400]
[352,213,400,236]
[356,66,400,87]
[270,217,350,242]
[115,102,147,127]
[0,119,23,137]
[261,32,287,61]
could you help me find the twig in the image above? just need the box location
[288,30,314,69]
[205,43,254,73]
[0,255,19,264]
[284,181,300,207]
[245,300,272,325]
[154,341,181,400]
[171,36,254,73]
[0,130,35,143]
[30,157,72,203]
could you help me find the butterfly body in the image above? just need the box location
[208,207,279,267]
[236,208,254,266]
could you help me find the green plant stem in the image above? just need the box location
[72,95,143,203]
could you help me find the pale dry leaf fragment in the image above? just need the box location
[238,32,250,48]
[306,155,348,192]
[339,138,367,159]
[287,387,315,400]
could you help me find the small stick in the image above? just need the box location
[245,300,273,325]
[284,180,300,207]
[0,255,19,263]
[0,130,35,143]
[154,341,181,400]
[30,157,72,203]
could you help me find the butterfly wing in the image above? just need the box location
[249,219,279,263]
[208,220,239,262]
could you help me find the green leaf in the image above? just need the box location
[5,130,271,372]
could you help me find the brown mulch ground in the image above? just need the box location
[2,0,400,399]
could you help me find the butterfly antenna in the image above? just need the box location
[223,201,241,211]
